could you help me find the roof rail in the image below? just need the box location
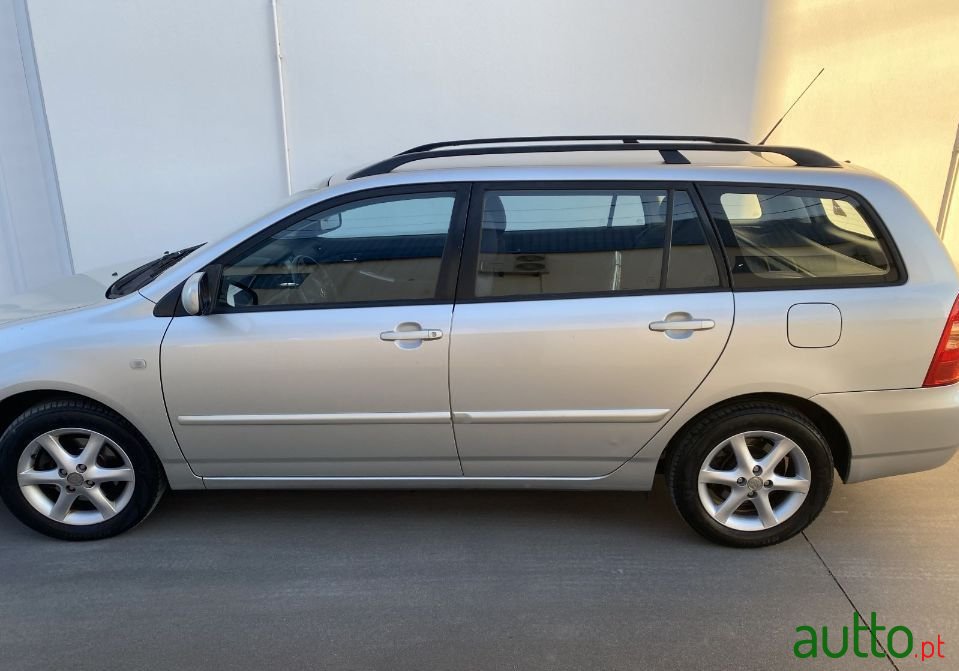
[348,140,841,179]
[400,135,750,154]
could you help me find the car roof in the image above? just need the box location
[328,157,871,193]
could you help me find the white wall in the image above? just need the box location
[27,0,288,272]
[24,0,766,272]
[279,0,767,192]
[0,0,71,293]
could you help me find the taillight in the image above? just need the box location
[923,295,959,387]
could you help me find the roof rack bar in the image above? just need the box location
[348,142,841,179]
[401,135,749,154]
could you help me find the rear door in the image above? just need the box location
[449,182,734,477]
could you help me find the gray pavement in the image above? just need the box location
[1,459,956,670]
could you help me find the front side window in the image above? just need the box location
[700,185,898,288]
[472,188,720,299]
[218,192,457,309]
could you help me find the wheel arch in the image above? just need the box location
[657,392,852,482]
[0,390,167,479]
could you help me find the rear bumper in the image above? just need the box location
[811,385,959,483]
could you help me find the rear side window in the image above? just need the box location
[666,191,721,289]
[700,186,899,289]
[471,188,720,299]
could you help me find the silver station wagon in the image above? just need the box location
[1,135,957,546]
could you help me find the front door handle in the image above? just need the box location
[649,319,715,332]
[380,329,444,341]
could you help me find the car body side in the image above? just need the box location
[0,162,956,491]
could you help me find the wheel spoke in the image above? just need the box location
[728,433,755,471]
[49,488,79,522]
[36,434,73,471]
[760,437,798,473]
[699,468,741,487]
[77,433,105,467]
[84,488,117,519]
[88,465,134,483]
[17,468,62,487]
[769,474,810,494]
[754,492,779,528]
[713,488,748,524]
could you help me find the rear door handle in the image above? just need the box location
[380,329,444,341]
[649,319,715,332]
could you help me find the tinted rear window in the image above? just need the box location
[470,188,720,299]
[700,186,899,289]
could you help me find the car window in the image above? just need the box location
[700,186,897,288]
[218,192,457,309]
[666,191,721,289]
[472,188,720,298]
[719,192,762,220]
[821,197,873,236]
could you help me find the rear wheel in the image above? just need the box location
[665,402,834,548]
[0,399,165,540]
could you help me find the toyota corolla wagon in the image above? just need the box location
[1,135,957,547]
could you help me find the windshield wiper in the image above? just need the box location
[106,244,204,299]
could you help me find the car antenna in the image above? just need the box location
[758,67,825,145]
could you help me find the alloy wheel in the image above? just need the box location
[697,430,811,532]
[16,429,135,525]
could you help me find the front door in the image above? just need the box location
[449,183,734,477]
[161,184,469,478]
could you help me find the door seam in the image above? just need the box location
[157,315,203,479]
[604,289,738,474]
[446,183,473,475]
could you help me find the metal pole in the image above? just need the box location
[271,0,293,196]
[935,122,959,239]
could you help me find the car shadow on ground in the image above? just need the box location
[0,475,707,549]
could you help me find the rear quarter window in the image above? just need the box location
[700,185,901,289]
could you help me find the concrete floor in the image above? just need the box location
[0,459,956,671]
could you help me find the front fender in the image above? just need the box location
[0,294,202,489]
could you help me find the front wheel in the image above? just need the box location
[665,402,834,548]
[0,399,165,540]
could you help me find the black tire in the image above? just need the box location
[0,399,166,541]
[665,402,834,548]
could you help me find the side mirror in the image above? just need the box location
[180,265,222,316]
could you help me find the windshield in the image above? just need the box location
[106,244,204,298]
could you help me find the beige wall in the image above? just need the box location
[754,0,959,252]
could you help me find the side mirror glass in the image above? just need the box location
[180,265,222,316]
